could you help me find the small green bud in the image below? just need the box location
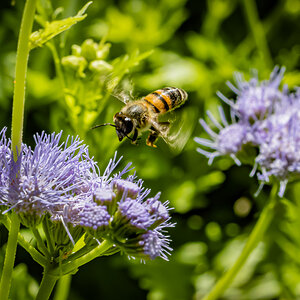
[96,43,111,60]
[89,60,113,73]
[71,44,82,56]
[81,39,98,61]
[61,55,87,77]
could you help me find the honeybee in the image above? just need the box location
[92,87,188,148]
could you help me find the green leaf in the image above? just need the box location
[29,2,92,50]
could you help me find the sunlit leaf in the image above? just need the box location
[29,2,92,50]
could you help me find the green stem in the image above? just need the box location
[202,184,278,300]
[0,212,21,300]
[35,267,58,300]
[65,244,93,262]
[53,275,72,300]
[242,0,273,68]
[1,0,37,297]
[11,0,37,159]
[1,216,47,267]
[32,227,51,259]
[42,217,55,255]
[47,42,66,90]
[53,239,113,276]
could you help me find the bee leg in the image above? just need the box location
[158,122,170,134]
[131,129,139,145]
[146,130,159,148]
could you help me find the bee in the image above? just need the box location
[92,87,188,148]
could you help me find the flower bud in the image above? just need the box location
[71,44,82,56]
[89,60,113,73]
[80,39,98,61]
[112,179,140,200]
[61,55,87,77]
[93,188,116,214]
[96,43,111,60]
[79,202,111,239]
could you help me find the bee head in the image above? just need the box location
[113,112,134,141]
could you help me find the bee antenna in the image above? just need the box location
[91,123,134,142]
[91,123,116,130]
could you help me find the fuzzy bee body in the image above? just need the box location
[143,87,188,114]
[93,87,188,148]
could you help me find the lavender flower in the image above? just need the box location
[255,91,300,196]
[0,129,174,260]
[218,66,286,122]
[0,131,94,227]
[195,67,300,197]
[0,128,11,202]
[195,106,252,165]
[79,202,110,231]
[130,230,172,260]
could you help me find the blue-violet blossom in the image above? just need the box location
[195,66,300,196]
[0,130,173,260]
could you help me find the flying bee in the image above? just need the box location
[92,87,188,148]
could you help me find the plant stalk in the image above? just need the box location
[35,267,58,300]
[242,0,273,68]
[53,239,113,276]
[11,0,37,159]
[0,1,37,299]
[53,275,72,300]
[202,184,278,300]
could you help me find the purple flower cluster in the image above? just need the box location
[195,67,300,196]
[0,130,173,260]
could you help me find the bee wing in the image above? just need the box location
[158,106,198,154]
[105,76,135,104]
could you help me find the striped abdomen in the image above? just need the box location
[143,87,188,114]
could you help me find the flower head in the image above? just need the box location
[254,94,300,196]
[195,106,252,166]
[0,131,94,227]
[79,202,110,231]
[0,129,174,260]
[195,67,300,196]
[219,66,286,122]
[0,127,11,201]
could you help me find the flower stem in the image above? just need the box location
[0,1,37,298]
[202,184,278,300]
[0,212,21,300]
[53,239,113,276]
[53,275,72,300]
[242,0,273,68]
[35,267,58,300]
[11,0,37,159]
[32,227,51,259]
[1,215,47,267]
[42,217,55,255]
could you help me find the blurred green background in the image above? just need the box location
[0,0,300,299]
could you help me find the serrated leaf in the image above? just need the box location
[29,2,92,50]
